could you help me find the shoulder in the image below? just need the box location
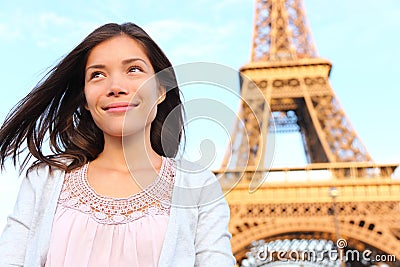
[171,158,224,207]
[24,163,65,191]
[26,157,72,181]
[174,158,217,187]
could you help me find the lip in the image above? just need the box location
[103,102,139,113]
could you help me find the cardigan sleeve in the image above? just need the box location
[0,174,36,266]
[194,170,236,267]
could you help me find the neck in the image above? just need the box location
[96,125,162,172]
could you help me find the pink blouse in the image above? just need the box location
[45,157,175,267]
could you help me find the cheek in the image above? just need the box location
[138,77,159,98]
[143,88,160,118]
[147,105,158,123]
[83,88,96,110]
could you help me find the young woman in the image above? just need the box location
[0,23,235,266]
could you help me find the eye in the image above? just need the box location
[128,65,144,73]
[90,71,105,80]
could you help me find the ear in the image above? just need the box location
[84,102,90,110]
[157,85,166,104]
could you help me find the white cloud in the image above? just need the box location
[213,0,252,12]
[0,23,22,41]
[144,19,210,42]
[39,12,71,27]
[31,13,99,49]
[0,10,99,49]
[144,19,240,65]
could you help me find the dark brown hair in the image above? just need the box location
[0,22,184,172]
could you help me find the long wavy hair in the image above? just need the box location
[0,22,184,172]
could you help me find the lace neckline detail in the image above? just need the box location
[57,157,176,225]
[83,156,168,201]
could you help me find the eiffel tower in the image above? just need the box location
[215,0,400,266]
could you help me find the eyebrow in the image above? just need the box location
[122,57,149,66]
[85,57,150,73]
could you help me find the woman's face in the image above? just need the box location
[84,35,164,139]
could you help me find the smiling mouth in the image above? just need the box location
[103,102,139,112]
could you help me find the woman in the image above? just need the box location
[0,23,235,266]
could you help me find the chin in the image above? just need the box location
[120,127,146,137]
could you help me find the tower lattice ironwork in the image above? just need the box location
[216,0,400,266]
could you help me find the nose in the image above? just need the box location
[107,79,129,97]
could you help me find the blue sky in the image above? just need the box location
[0,0,399,227]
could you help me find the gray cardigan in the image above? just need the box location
[0,160,236,267]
